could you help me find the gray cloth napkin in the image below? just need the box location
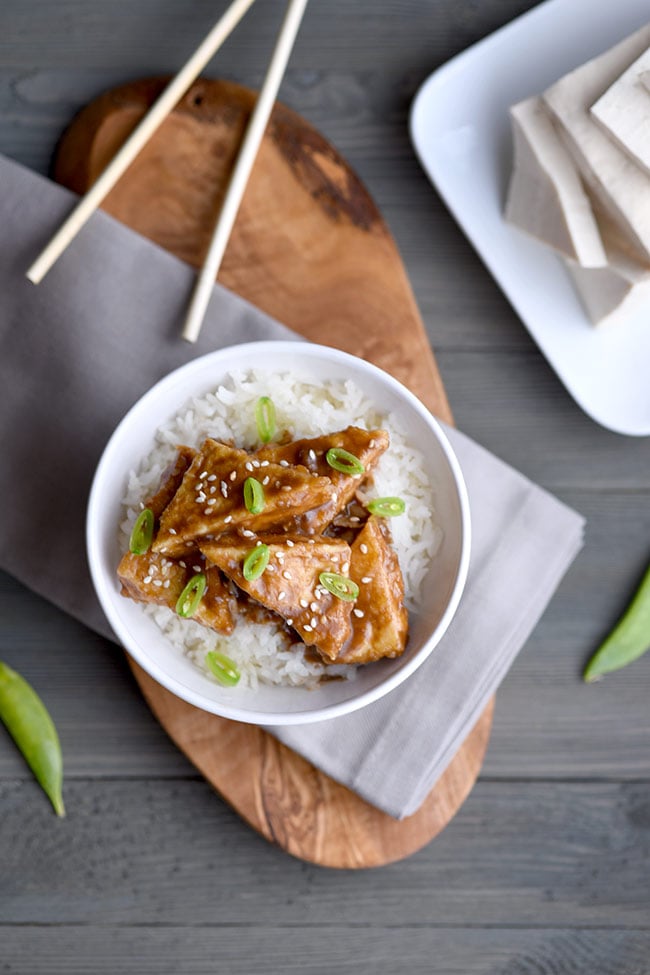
[0,154,584,819]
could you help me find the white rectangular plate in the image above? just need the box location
[410,0,650,436]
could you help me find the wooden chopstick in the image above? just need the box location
[181,0,310,343]
[26,0,257,286]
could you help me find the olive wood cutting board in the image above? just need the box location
[54,78,494,868]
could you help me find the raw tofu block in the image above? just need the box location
[591,45,650,177]
[543,25,650,261]
[565,206,650,325]
[505,95,606,266]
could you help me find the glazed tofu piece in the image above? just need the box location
[200,535,353,661]
[145,446,196,518]
[153,439,336,557]
[255,427,389,534]
[336,516,408,665]
[117,551,236,634]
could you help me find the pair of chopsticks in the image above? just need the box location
[26,0,309,343]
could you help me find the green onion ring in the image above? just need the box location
[175,573,206,618]
[325,447,365,476]
[129,508,154,555]
[319,571,359,602]
[255,396,276,444]
[242,544,270,581]
[244,476,265,514]
[367,496,406,517]
[205,650,241,687]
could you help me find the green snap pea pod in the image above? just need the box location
[584,562,650,682]
[0,661,65,816]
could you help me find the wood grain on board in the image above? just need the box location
[54,77,493,867]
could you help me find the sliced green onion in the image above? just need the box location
[205,650,241,687]
[242,544,270,581]
[244,476,265,514]
[255,396,276,443]
[319,571,359,602]
[326,447,365,476]
[129,508,154,554]
[175,573,206,618]
[367,496,406,517]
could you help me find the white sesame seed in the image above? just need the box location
[256,540,262,547]
[308,539,315,545]
[369,439,376,448]
[331,554,340,563]
[361,576,372,584]
[245,461,254,472]
[275,480,282,488]
[278,591,286,601]
[252,460,261,468]
[209,486,216,494]
[153,579,163,587]
[303,624,313,633]
[179,561,186,568]
[300,598,309,608]
[310,616,318,628]
[286,539,294,547]
[314,589,322,600]
[224,515,233,524]
[360,543,368,555]
[353,608,365,618]
[282,485,292,492]
[282,570,291,580]
[308,449,316,461]
[286,618,293,626]
[221,483,228,498]
[207,474,217,482]
[204,508,212,515]
[260,460,269,467]
[169,528,177,535]
[199,471,208,480]
[163,580,170,589]
[193,565,201,572]
[143,576,152,584]
[139,502,144,510]
[262,475,270,486]
[266,564,276,572]
[310,602,318,612]
[279,460,289,467]
[342,562,350,573]
[149,565,158,574]
[229,471,237,481]
[331,492,338,501]
[242,529,255,538]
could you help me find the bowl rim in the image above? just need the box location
[86,341,471,724]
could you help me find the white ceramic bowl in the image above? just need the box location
[87,342,470,724]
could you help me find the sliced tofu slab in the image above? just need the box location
[543,25,650,261]
[591,45,650,177]
[145,445,196,519]
[564,201,650,325]
[200,535,353,661]
[153,439,336,557]
[336,516,408,665]
[255,427,389,534]
[505,96,606,267]
[118,551,235,634]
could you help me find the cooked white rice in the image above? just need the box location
[120,369,441,689]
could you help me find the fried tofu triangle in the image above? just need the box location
[117,551,235,634]
[153,439,336,558]
[336,516,408,664]
[255,427,389,533]
[200,536,353,661]
[145,446,196,519]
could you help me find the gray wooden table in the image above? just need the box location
[1,2,649,972]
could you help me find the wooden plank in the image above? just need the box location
[47,73,494,868]
[1,925,649,975]
[2,780,649,927]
